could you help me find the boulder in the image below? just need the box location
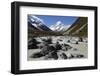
[60,53,68,59]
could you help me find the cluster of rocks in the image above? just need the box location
[30,41,63,60]
[31,49,84,60]
[29,37,85,60]
[59,53,84,59]
[67,37,88,44]
[28,38,40,49]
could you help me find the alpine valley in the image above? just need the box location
[28,15,87,38]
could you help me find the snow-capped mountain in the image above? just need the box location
[28,15,52,31]
[50,21,71,32]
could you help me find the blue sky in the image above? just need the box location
[35,15,78,27]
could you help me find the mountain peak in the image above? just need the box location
[50,21,64,31]
[50,21,71,32]
[56,21,63,25]
[28,15,45,25]
[28,15,52,31]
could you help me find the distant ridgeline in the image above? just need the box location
[28,17,88,38]
[63,17,88,37]
[28,23,63,37]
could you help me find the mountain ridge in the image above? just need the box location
[50,21,71,32]
[28,15,52,31]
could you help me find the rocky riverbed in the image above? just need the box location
[28,36,88,61]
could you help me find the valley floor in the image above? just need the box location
[28,36,88,61]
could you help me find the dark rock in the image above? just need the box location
[70,54,74,58]
[60,53,68,59]
[76,54,84,58]
[66,53,75,59]
[51,52,58,60]
[28,38,40,49]
[63,44,72,49]
[75,41,78,44]
[67,40,70,43]
[49,46,56,52]
[42,38,52,44]
[55,42,62,50]
[78,37,83,42]
[46,38,52,44]
[58,39,63,41]
[31,52,44,58]
[62,44,68,51]
[41,45,50,55]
